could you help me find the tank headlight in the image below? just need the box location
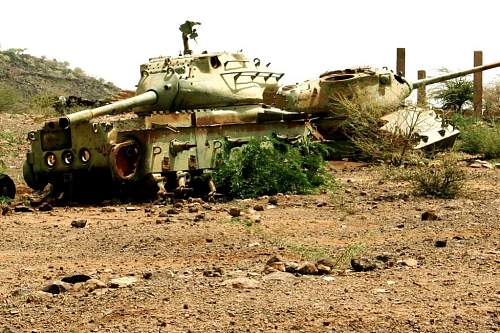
[79,148,91,163]
[62,151,74,165]
[45,153,56,167]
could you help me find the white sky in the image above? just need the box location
[1,0,500,91]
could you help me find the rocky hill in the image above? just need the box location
[0,48,121,112]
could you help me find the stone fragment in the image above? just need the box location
[297,262,318,275]
[125,206,139,212]
[316,257,336,269]
[351,258,377,272]
[71,219,87,228]
[42,281,72,294]
[1,206,11,216]
[101,207,118,213]
[263,271,295,282]
[421,211,439,221]
[84,278,107,292]
[108,276,138,288]
[228,207,241,217]
[221,277,260,289]
[203,267,223,277]
[316,264,331,275]
[253,204,264,212]
[399,258,418,268]
[268,196,278,205]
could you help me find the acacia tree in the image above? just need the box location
[432,77,474,113]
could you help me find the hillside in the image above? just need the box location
[0,48,121,112]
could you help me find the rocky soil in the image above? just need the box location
[0,112,499,332]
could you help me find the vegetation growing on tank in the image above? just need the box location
[336,97,420,165]
[213,137,334,198]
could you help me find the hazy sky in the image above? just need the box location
[1,0,499,90]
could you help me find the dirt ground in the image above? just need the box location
[0,113,499,332]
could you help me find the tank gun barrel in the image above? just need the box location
[58,91,158,129]
[411,61,500,89]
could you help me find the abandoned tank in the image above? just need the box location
[269,62,500,148]
[21,22,314,200]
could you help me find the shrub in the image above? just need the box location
[451,115,500,159]
[213,137,333,198]
[412,158,465,198]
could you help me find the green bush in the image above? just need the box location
[452,115,500,159]
[412,158,465,198]
[213,137,333,198]
[432,77,473,112]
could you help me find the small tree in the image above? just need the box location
[432,77,473,113]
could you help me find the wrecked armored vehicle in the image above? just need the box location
[268,62,500,149]
[21,22,314,200]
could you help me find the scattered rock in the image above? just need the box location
[316,257,336,269]
[203,267,223,277]
[316,264,331,275]
[263,271,295,282]
[248,214,261,223]
[316,201,327,207]
[42,281,72,294]
[228,207,241,217]
[61,274,92,284]
[372,288,389,294]
[14,205,33,213]
[108,276,138,288]
[284,261,299,273]
[297,262,318,275]
[435,239,447,248]
[188,206,199,213]
[194,212,205,221]
[322,276,335,282]
[351,258,377,272]
[202,203,212,210]
[267,261,286,272]
[421,211,439,221]
[399,258,418,268]
[221,277,260,289]
[101,207,117,213]
[266,255,282,265]
[253,204,264,211]
[1,206,11,216]
[71,219,87,228]
[125,206,139,212]
[142,272,153,280]
[268,196,279,205]
[85,278,107,292]
[166,208,179,215]
[173,202,183,209]
[37,202,53,212]
[470,160,494,169]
